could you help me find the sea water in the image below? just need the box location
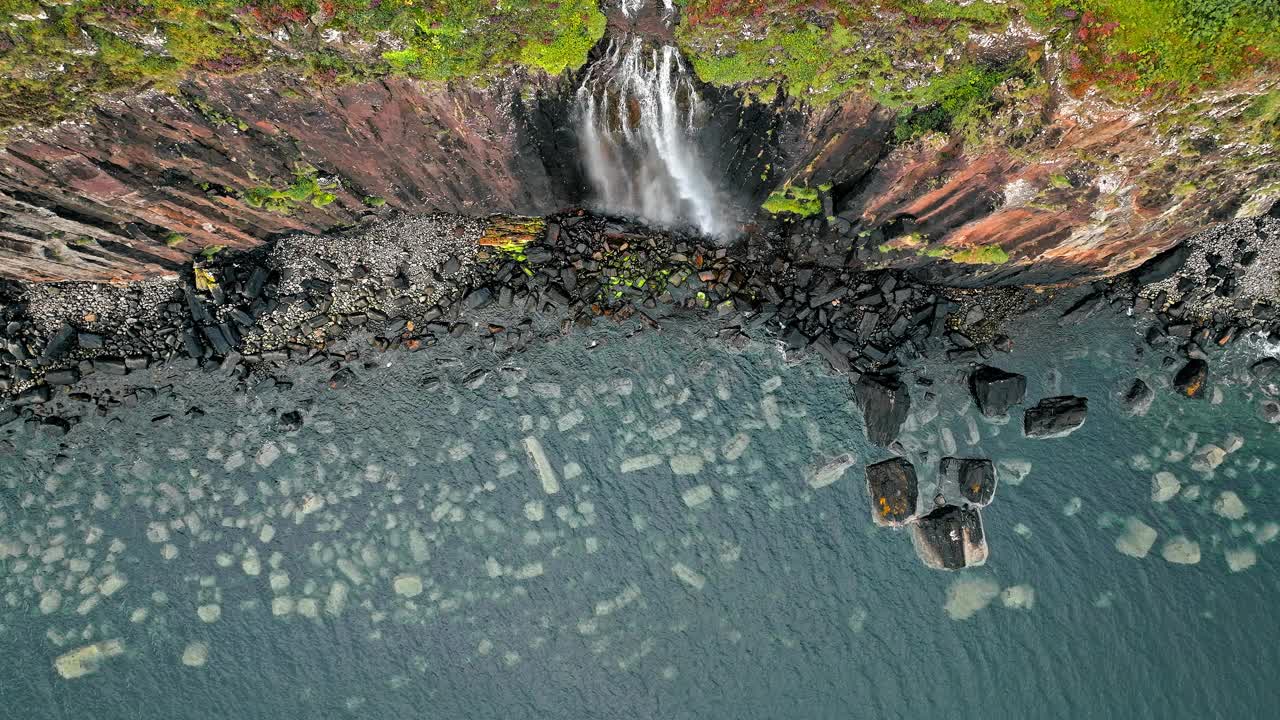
[0,303,1276,719]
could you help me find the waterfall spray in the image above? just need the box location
[576,34,729,239]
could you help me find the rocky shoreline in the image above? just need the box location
[3,209,1280,568]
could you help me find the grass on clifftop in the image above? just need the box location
[675,0,1280,107]
[0,0,605,130]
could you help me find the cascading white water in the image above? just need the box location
[576,7,729,238]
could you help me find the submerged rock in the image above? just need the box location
[1122,378,1154,416]
[943,576,1001,620]
[940,457,997,506]
[968,365,1026,417]
[865,457,918,527]
[1151,472,1181,503]
[1173,359,1208,399]
[1115,518,1158,559]
[1023,396,1088,438]
[911,504,988,570]
[54,639,125,680]
[854,374,911,447]
[1161,536,1201,565]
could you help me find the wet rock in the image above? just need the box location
[45,368,80,386]
[41,324,76,361]
[865,457,918,527]
[328,367,356,390]
[941,457,997,506]
[1262,400,1280,424]
[14,384,51,406]
[854,374,911,447]
[968,365,1027,417]
[1173,359,1208,399]
[1133,242,1191,285]
[1250,357,1280,382]
[464,288,492,309]
[277,410,304,432]
[93,357,128,375]
[1122,378,1154,416]
[1023,396,1088,438]
[911,505,988,570]
[1058,291,1106,326]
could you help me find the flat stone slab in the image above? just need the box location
[866,457,919,527]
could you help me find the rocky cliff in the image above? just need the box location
[1,2,1277,284]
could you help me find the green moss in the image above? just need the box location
[678,1,1012,107]
[518,2,607,75]
[893,62,1025,143]
[0,0,607,130]
[164,233,187,248]
[761,185,822,217]
[1026,0,1280,99]
[1048,173,1073,189]
[363,195,387,207]
[950,244,1010,265]
[242,163,338,214]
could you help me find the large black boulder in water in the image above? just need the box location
[1173,359,1208,399]
[865,457,918,527]
[1122,378,1155,416]
[854,374,911,447]
[968,365,1027,417]
[941,457,997,506]
[911,505,988,570]
[1024,396,1088,438]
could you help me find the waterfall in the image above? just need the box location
[575,6,729,238]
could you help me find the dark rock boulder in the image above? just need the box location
[865,457,919,527]
[1122,378,1154,416]
[1023,396,1088,438]
[911,505,988,570]
[1173,359,1208,399]
[968,365,1027,417]
[941,457,997,506]
[277,410,304,432]
[41,324,76,361]
[854,374,911,447]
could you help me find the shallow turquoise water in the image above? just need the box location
[1,304,1277,719]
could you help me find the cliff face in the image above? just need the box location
[0,71,583,281]
[0,61,1276,284]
